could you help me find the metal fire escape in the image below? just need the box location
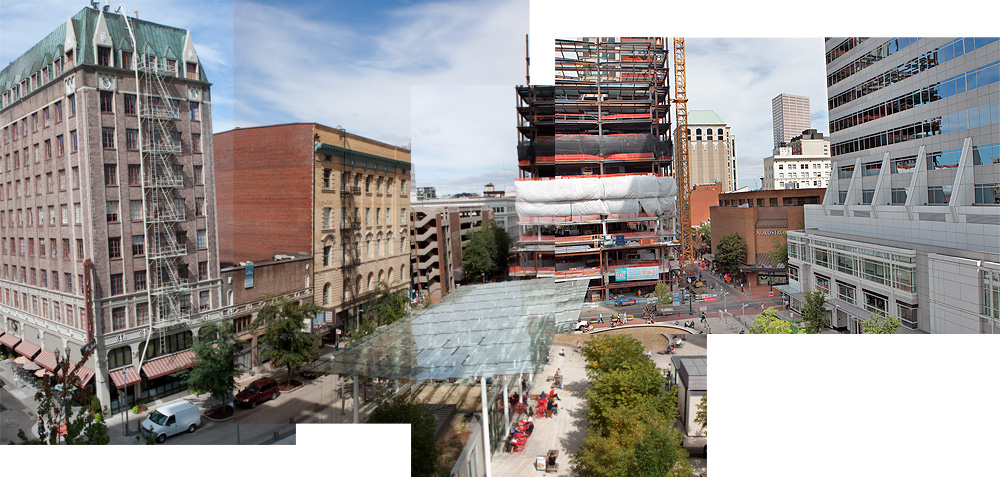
[122,13,190,363]
[340,175,362,306]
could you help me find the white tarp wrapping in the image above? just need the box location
[516,176,677,217]
[515,177,603,202]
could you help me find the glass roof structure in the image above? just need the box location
[329,279,588,381]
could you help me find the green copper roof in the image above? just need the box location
[2,7,206,111]
[687,110,726,125]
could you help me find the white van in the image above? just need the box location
[140,400,202,443]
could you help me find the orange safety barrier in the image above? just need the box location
[519,235,556,242]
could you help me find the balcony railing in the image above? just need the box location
[340,186,361,196]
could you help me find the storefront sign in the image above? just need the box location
[614,266,658,281]
[756,229,786,236]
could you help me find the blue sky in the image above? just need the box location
[3,1,985,195]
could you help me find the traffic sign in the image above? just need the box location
[769,291,774,298]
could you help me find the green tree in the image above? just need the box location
[694,393,707,436]
[714,233,747,273]
[581,335,648,378]
[14,353,110,445]
[489,221,512,278]
[696,220,711,253]
[750,307,797,334]
[768,237,789,268]
[253,298,321,386]
[573,402,693,477]
[367,393,444,477]
[861,313,902,334]
[652,282,673,305]
[801,290,828,334]
[186,322,243,409]
[370,280,409,326]
[461,225,498,283]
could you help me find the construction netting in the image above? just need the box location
[517,134,672,162]
[515,175,676,217]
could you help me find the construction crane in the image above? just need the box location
[673,38,693,264]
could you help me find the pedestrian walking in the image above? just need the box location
[598,313,604,323]
[37,417,45,440]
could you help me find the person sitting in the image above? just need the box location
[527,422,534,435]
[548,453,557,466]
[548,389,560,401]
[549,401,559,415]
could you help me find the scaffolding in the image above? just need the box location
[513,37,677,300]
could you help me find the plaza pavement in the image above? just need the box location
[490,333,708,477]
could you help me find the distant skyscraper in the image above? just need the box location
[772,93,812,147]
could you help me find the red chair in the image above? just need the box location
[536,405,547,418]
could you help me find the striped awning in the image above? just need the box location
[109,366,141,389]
[0,332,22,348]
[58,361,96,388]
[141,350,196,380]
[15,340,41,359]
[34,349,58,372]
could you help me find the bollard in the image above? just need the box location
[274,430,280,440]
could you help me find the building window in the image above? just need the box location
[863,289,888,315]
[861,189,874,205]
[323,207,331,228]
[110,274,124,296]
[322,283,331,305]
[189,102,200,121]
[366,208,371,226]
[124,94,137,115]
[186,62,198,80]
[122,51,133,70]
[890,188,907,205]
[198,261,208,281]
[104,164,118,185]
[106,201,119,222]
[132,235,145,256]
[194,165,203,184]
[323,168,332,188]
[197,229,207,249]
[102,127,115,149]
[928,185,951,205]
[788,265,799,282]
[100,91,113,112]
[128,164,142,185]
[108,237,122,259]
[135,270,147,291]
[136,302,149,326]
[974,183,1000,205]
[984,270,1000,320]
[130,200,143,221]
[365,176,371,192]
[126,129,139,150]
[97,46,112,66]
[195,197,205,216]
[77,239,84,260]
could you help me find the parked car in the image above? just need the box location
[140,400,202,443]
[235,377,280,408]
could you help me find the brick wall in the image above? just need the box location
[214,124,314,265]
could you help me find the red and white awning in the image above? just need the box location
[141,350,196,380]
[0,332,23,349]
[109,366,141,389]
[14,340,41,359]
[33,349,58,372]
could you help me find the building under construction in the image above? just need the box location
[513,37,679,301]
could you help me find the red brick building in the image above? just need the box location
[214,123,411,333]
[710,188,824,285]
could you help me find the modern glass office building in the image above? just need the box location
[785,37,1000,333]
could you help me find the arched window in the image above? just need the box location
[388,267,394,284]
[695,128,702,141]
[386,232,394,255]
[717,128,724,136]
[367,273,374,292]
[322,283,331,305]
[355,275,362,295]
[365,233,373,259]
[400,266,405,282]
[377,270,384,286]
[376,232,384,257]
[343,278,350,300]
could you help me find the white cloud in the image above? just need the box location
[231,0,528,154]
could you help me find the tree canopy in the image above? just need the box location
[714,233,747,273]
[750,307,798,334]
[801,290,828,334]
[14,350,110,445]
[573,335,691,477]
[696,221,711,253]
[186,321,243,408]
[461,221,511,283]
[694,393,707,436]
[367,393,445,477]
[253,298,320,385]
[861,313,902,334]
[652,282,673,305]
[768,236,789,269]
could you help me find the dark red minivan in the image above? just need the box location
[235,377,280,408]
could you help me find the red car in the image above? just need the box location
[235,377,280,408]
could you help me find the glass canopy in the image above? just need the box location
[329,279,588,381]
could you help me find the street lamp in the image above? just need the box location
[53,344,71,444]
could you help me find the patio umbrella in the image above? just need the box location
[23,362,41,371]
[14,356,30,365]
[34,369,53,378]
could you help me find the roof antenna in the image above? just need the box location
[90,1,99,8]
